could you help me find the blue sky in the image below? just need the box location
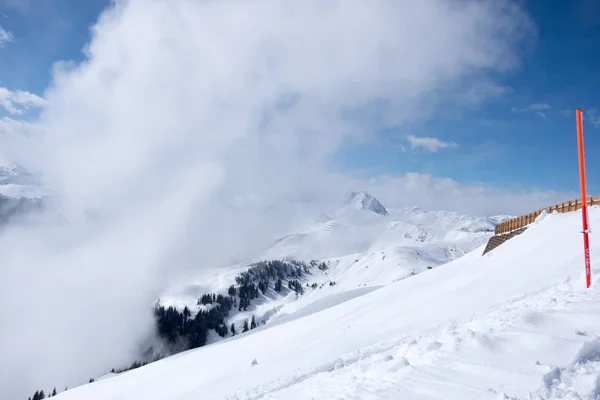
[337,0,600,195]
[0,0,599,197]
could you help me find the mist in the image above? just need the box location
[0,0,533,397]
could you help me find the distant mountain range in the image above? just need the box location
[158,190,512,346]
[0,161,45,224]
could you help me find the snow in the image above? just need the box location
[0,161,45,198]
[0,183,45,198]
[158,194,499,330]
[54,207,600,399]
[344,191,389,215]
[262,196,504,261]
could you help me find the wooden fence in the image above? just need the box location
[494,196,600,235]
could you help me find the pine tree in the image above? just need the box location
[228,285,236,296]
[216,324,227,337]
[33,392,39,400]
[52,387,57,397]
[39,390,45,399]
[242,320,249,332]
[230,323,236,336]
[250,315,257,329]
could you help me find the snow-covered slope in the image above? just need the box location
[343,190,389,215]
[263,192,505,261]
[159,193,505,324]
[0,163,27,184]
[0,161,44,224]
[54,207,600,400]
[0,161,44,198]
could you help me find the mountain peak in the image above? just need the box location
[0,163,31,185]
[345,191,388,216]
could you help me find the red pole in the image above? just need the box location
[576,109,591,288]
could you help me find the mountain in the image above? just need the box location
[344,190,388,215]
[153,193,511,348]
[0,161,44,199]
[0,194,44,225]
[0,161,45,226]
[262,192,507,261]
[0,163,30,185]
[24,191,516,397]
[51,200,600,400]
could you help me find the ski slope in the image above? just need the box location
[54,207,600,399]
[158,193,502,334]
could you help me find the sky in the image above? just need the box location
[336,0,600,195]
[0,0,599,200]
[0,0,598,398]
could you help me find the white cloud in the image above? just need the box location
[584,108,600,127]
[560,109,572,117]
[0,25,13,47]
[529,103,551,111]
[560,108,600,128]
[406,135,458,152]
[0,0,33,13]
[511,103,551,118]
[355,173,576,217]
[0,0,535,397]
[0,87,46,114]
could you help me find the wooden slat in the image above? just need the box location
[493,195,600,235]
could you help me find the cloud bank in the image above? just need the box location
[406,135,458,152]
[0,25,11,47]
[512,103,552,118]
[0,0,536,397]
[0,87,46,114]
[354,173,577,216]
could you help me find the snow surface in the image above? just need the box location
[344,191,389,215]
[0,162,44,198]
[54,207,600,399]
[261,201,504,261]
[158,195,502,331]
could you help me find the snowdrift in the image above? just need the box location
[56,208,600,399]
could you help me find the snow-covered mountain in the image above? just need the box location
[0,161,44,199]
[0,161,45,225]
[24,191,517,398]
[262,191,508,261]
[52,202,600,400]
[0,194,43,225]
[343,190,388,215]
[0,163,26,184]
[157,192,511,341]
